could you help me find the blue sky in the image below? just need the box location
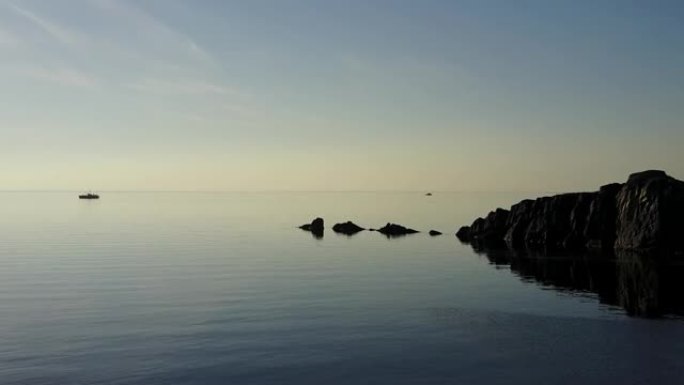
[1,0,683,191]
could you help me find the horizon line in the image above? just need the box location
[0,189,573,194]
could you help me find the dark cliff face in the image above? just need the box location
[469,208,509,244]
[457,170,684,254]
[583,183,622,250]
[615,171,684,252]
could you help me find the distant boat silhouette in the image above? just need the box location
[79,193,100,199]
[425,192,433,196]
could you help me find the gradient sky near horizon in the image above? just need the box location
[1,0,683,191]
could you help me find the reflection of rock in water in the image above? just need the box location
[614,251,684,318]
[468,242,684,318]
[616,251,660,317]
[512,253,618,307]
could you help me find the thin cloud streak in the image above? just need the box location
[88,0,214,65]
[6,2,85,46]
[127,78,236,96]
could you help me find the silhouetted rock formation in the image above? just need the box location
[583,183,622,250]
[615,170,684,252]
[429,230,442,236]
[455,226,471,240]
[300,217,324,238]
[457,171,684,254]
[332,221,365,235]
[469,208,510,244]
[376,223,419,237]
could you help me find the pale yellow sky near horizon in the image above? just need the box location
[1,1,682,192]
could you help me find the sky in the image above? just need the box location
[1,0,683,191]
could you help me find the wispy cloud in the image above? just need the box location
[6,2,85,47]
[20,67,99,88]
[88,0,214,64]
[128,78,235,96]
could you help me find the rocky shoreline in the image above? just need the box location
[298,170,684,255]
[456,170,684,255]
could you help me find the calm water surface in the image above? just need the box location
[0,192,683,384]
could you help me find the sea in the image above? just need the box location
[1,192,683,384]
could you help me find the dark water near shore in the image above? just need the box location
[1,192,683,384]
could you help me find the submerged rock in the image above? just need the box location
[458,170,684,253]
[332,221,365,235]
[376,223,419,237]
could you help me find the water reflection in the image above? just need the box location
[466,242,684,318]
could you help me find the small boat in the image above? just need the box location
[79,193,100,199]
[425,192,433,196]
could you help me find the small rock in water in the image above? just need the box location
[299,217,324,238]
[377,223,419,237]
[429,230,442,236]
[332,221,365,235]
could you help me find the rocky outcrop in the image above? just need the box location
[429,230,442,236]
[332,221,365,235]
[457,171,684,254]
[615,170,684,252]
[376,223,419,237]
[455,226,471,240]
[503,192,596,250]
[465,208,510,245]
[583,183,622,250]
[300,217,324,238]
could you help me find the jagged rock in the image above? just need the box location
[615,170,684,252]
[429,230,442,236]
[299,217,324,237]
[583,183,622,250]
[462,208,510,244]
[516,193,595,250]
[455,226,471,241]
[376,223,419,237]
[459,170,684,253]
[503,199,535,248]
[332,221,365,235]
